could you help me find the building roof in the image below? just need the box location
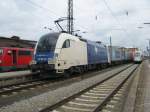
[0,36,37,48]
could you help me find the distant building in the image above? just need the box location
[0,36,37,48]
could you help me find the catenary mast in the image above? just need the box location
[67,0,74,34]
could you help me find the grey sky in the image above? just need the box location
[0,0,150,49]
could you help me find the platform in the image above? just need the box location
[134,60,150,112]
[0,70,31,79]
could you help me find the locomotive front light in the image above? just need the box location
[48,59,55,64]
[0,60,2,64]
[30,60,37,65]
[54,53,59,58]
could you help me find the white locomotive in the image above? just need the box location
[134,51,143,63]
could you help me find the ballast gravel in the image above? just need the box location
[0,65,130,112]
[0,70,31,79]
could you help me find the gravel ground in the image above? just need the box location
[0,64,131,112]
[0,70,31,79]
[123,62,142,112]
[134,60,150,112]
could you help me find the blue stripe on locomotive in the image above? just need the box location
[86,41,108,64]
[35,52,54,63]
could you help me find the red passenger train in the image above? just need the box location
[0,47,34,72]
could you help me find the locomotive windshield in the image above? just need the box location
[135,52,140,56]
[36,33,60,52]
[0,48,3,55]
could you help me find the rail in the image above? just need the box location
[39,64,138,112]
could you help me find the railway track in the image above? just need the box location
[39,64,138,112]
[0,78,52,96]
[0,64,130,97]
[0,71,40,88]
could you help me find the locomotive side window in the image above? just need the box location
[18,50,31,56]
[8,50,12,55]
[62,40,70,48]
[0,49,3,55]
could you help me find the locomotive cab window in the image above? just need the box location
[135,53,140,56]
[36,33,59,52]
[62,40,70,48]
[0,49,3,55]
[18,51,31,56]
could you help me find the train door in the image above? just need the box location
[12,50,17,65]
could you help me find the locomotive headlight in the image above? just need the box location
[0,60,2,64]
[54,53,59,58]
[30,60,37,65]
[48,59,55,64]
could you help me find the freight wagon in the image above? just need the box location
[127,48,138,61]
[108,46,122,64]
[120,47,131,62]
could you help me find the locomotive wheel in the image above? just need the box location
[31,69,36,73]
[64,71,70,78]
[69,67,74,75]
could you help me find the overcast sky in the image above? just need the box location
[0,0,150,49]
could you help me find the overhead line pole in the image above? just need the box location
[110,36,112,64]
[148,39,150,59]
[143,23,150,59]
[67,0,74,34]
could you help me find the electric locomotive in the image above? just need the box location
[30,32,109,75]
[134,51,143,63]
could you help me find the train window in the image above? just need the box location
[135,53,140,56]
[8,50,12,54]
[0,49,3,55]
[62,40,70,48]
[18,50,31,56]
[36,33,59,52]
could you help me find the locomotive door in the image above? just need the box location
[12,50,17,65]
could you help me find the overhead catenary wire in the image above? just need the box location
[25,0,68,32]
[25,0,91,33]
[24,0,101,34]
[74,0,130,35]
[25,0,130,36]
[25,0,59,18]
[102,0,131,37]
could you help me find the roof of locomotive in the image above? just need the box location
[39,32,107,48]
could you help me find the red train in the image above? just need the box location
[0,47,34,72]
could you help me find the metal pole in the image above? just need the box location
[110,36,112,47]
[147,39,150,60]
[149,39,150,59]
[67,0,73,34]
[110,36,112,64]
